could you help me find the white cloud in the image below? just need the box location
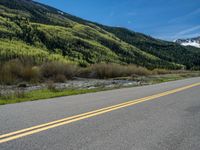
[172,25,200,39]
[177,25,200,35]
[169,8,200,23]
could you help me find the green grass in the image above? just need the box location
[135,72,200,84]
[0,88,104,105]
[146,75,185,84]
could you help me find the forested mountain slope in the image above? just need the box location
[100,27,200,69]
[0,0,199,69]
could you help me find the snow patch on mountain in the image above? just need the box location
[175,37,200,48]
[180,41,200,48]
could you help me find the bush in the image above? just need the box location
[152,69,170,75]
[55,74,66,83]
[0,59,41,84]
[0,60,79,84]
[0,59,175,85]
[77,67,95,78]
[63,64,78,79]
[92,63,126,78]
[126,65,151,76]
[0,59,24,84]
[79,63,152,79]
[40,62,63,79]
[21,66,40,82]
[40,62,78,81]
[0,68,15,85]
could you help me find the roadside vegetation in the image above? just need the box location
[0,59,173,85]
[0,59,200,105]
[0,71,199,105]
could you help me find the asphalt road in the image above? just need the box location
[0,77,200,150]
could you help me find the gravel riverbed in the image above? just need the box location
[0,78,143,95]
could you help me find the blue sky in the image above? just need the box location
[35,0,200,41]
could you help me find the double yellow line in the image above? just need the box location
[0,82,200,144]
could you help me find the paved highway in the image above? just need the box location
[0,77,200,150]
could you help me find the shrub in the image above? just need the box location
[0,59,175,85]
[40,62,63,79]
[40,62,78,81]
[63,64,78,79]
[90,63,125,78]
[152,69,170,75]
[126,65,151,76]
[0,59,24,84]
[79,63,152,79]
[21,66,40,82]
[77,67,93,78]
[0,59,41,84]
[0,60,79,84]
[55,74,66,83]
[0,68,15,85]
[3,59,24,77]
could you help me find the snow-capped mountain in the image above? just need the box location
[175,37,200,48]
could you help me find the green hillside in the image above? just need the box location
[101,27,200,69]
[0,0,199,69]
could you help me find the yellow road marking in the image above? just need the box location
[0,82,200,144]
